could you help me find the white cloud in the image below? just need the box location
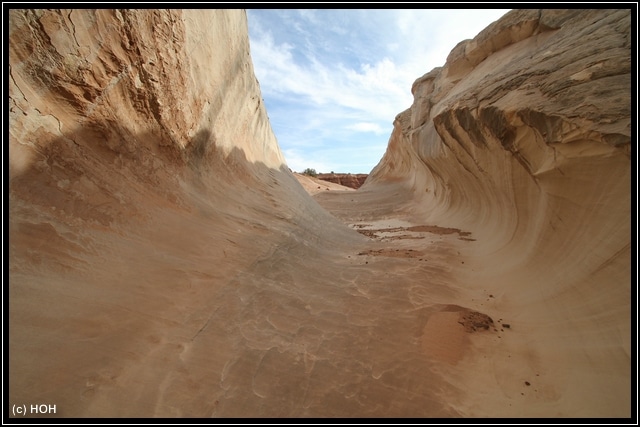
[282,148,332,174]
[346,122,386,134]
[249,13,413,121]
[247,9,510,173]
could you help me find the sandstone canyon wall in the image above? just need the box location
[363,8,631,416]
[9,8,631,419]
[8,9,362,418]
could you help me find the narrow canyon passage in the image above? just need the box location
[9,165,487,418]
[177,180,499,418]
[9,8,630,419]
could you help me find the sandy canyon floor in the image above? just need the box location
[9,166,630,419]
[294,177,614,418]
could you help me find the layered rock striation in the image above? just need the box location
[363,8,631,417]
[8,9,359,418]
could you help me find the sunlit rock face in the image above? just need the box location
[9,9,354,418]
[363,8,631,417]
[9,8,630,419]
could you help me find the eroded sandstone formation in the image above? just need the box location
[359,8,631,417]
[9,9,356,418]
[9,8,631,419]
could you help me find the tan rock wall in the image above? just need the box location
[367,8,630,277]
[365,9,631,415]
[9,9,284,180]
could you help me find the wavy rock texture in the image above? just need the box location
[8,9,360,418]
[360,8,631,417]
[9,8,631,419]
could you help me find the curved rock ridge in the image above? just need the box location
[364,8,631,417]
[8,9,367,418]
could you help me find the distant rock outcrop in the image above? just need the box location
[317,173,368,189]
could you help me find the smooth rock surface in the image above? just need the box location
[356,8,631,418]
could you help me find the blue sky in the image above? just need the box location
[247,9,510,174]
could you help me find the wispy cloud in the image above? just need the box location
[346,122,386,134]
[248,9,510,173]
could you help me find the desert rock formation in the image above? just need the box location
[354,8,631,417]
[9,9,631,419]
[294,172,356,195]
[316,173,368,189]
